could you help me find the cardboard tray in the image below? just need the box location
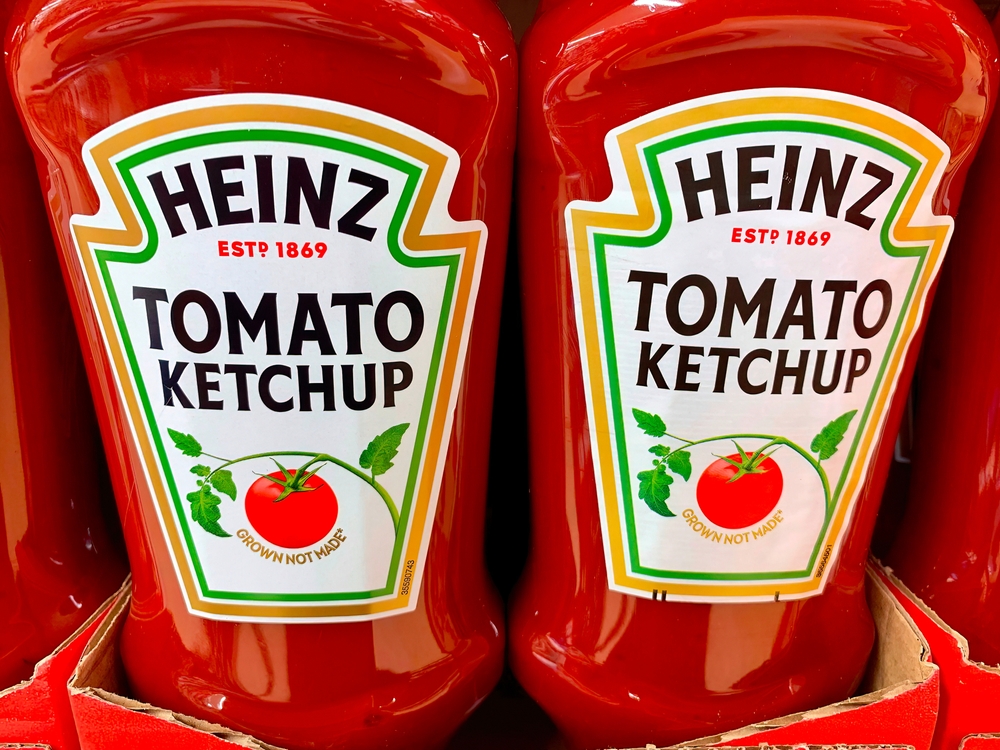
[875,565,1000,750]
[659,565,939,750]
[0,583,123,750]
[66,564,938,750]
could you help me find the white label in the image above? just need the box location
[568,89,952,603]
[72,94,486,621]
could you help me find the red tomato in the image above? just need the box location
[245,471,339,549]
[696,454,783,530]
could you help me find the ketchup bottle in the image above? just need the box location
[512,1,997,747]
[888,12,1000,670]
[7,2,515,747]
[0,0,127,690]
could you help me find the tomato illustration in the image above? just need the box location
[696,452,783,530]
[245,470,339,549]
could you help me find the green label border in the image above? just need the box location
[93,128,459,602]
[591,120,925,582]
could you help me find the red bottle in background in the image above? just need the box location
[0,0,127,690]
[7,1,515,747]
[512,1,997,747]
[888,13,1000,670]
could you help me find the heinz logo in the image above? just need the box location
[676,144,894,230]
[149,154,389,239]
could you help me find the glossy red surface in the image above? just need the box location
[0,0,127,692]
[6,2,515,747]
[889,11,1000,672]
[512,1,997,747]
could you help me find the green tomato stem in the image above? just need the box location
[663,431,695,445]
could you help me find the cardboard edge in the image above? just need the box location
[865,563,935,686]
[961,735,1000,749]
[0,576,130,702]
[68,588,129,696]
[874,559,1000,676]
[682,746,916,750]
[671,564,938,747]
[68,582,284,750]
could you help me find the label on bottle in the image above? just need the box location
[568,89,952,603]
[72,94,485,622]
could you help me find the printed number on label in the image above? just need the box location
[218,240,328,258]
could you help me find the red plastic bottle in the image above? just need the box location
[513,1,997,747]
[888,12,1000,670]
[0,0,127,690]
[7,2,515,747]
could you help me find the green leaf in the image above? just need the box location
[168,429,202,458]
[810,410,858,461]
[649,444,671,457]
[209,469,237,501]
[186,487,229,537]
[632,408,666,438]
[359,423,410,478]
[637,464,675,517]
[666,450,692,481]
[190,464,211,477]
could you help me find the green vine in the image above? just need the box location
[631,408,857,520]
[166,423,409,538]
